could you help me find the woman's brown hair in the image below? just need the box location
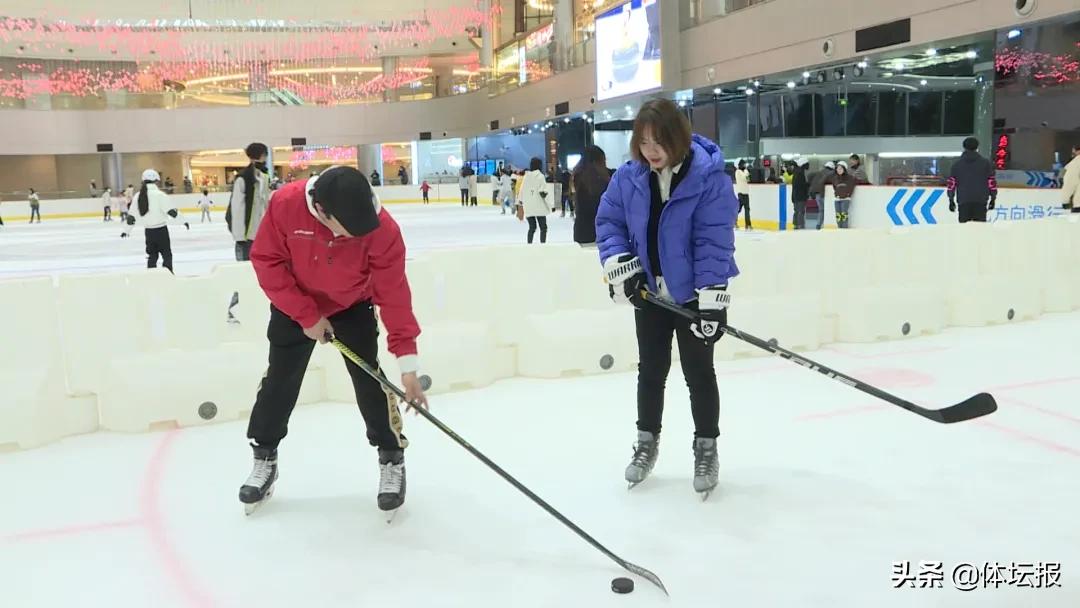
[630,98,692,167]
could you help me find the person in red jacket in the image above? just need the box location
[238,166,427,516]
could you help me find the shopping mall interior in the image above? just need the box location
[1,1,1078,607]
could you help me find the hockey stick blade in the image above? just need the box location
[931,392,997,424]
[622,560,669,596]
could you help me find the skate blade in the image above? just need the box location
[243,486,274,516]
[384,508,401,524]
[698,487,717,502]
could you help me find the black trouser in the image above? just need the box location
[103,206,112,221]
[145,226,173,273]
[635,302,720,439]
[461,189,469,205]
[737,193,751,228]
[30,206,40,222]
[422,192,429,204]
[958,203,987,223]
[246,303,407,452]
[792,199,807,229]
[470,195,477,207]
[235,240,253,262]
[526,216,548,243]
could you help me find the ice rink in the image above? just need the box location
[1,206,1078,607]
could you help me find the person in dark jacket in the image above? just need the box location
[809,161,834,230]
[790,158,810,229]
[572,145,609,245]
[947,138,997,223]
[596,99,738,498]
[829,161,858,228]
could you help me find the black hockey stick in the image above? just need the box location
[640,291,997,424]
[328,337,669,596]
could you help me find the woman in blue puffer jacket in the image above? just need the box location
[596,98,738,498]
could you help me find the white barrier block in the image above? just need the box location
[211,262,271,342]
[947,275,1041,327]
[715,293,823,360]
[0,277,97,449]
[516,308,637,378]
[835,286,946,342]
[57,273,139,395]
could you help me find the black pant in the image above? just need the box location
[635,303,720,439]
[145,226,173,273]
[737,193,751,228]
[792,199,807,229]
[30,206,40,222]
[461,189,469,205]
[103,206,112,221]
[958,203,987,223]
[526,216,548,244]
[422,192,429,204]
[235,240,253,262]
[470,196,477,207]
[246,303,407,452]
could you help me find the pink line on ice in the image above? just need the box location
[140,430,216,608]
[975,420,1080,459]
[989,376,1080,393]
[999,396,1080,427]
[3,518,142,543]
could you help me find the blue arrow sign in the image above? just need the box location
[921,190,942,224]
[886,189,907,226]
[903,189,925,225]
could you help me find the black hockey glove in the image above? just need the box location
[688,286,730,346]
[603,254,646,308]
[120,232,129,238]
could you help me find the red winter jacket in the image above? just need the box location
[250,178,420,371]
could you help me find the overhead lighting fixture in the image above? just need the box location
[563,117,571,123]
[753,80,761,87]
[786,81,796,89]
[624,105,632,112]
[925,48,937,56]
[920,79,928,85]
[802,71,811,79]
[965,50,978,59]
[677,100,687,107]
[857,61,869,69]
[1007,29,1022,39]
[712,87,722,95]
[816,70,827,83]
[833,67,845,80]
[745,88,755,96]
[853,63,866,77]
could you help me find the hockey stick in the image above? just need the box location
[639,291,997,424]
[328,337,669,596]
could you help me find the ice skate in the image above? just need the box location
[378,449,406,523]
[693,437,719,501]
[625,431,659,490]
[239,445,278,515]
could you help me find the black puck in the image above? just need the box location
[419,374,432,391]
[599,354,614,370]
[197,401,218,420]
[611,577,634,594]
[901,322,911,336]
[1007,308,1015,321]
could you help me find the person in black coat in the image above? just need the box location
[790,158,810,229]
[572,145,610,245]
[947,137,998,223]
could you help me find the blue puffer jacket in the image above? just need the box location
[595,134,738,304]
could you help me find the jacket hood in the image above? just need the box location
[960,149,982,162]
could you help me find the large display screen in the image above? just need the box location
[594,0,661,101]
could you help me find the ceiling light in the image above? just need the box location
[786,81,796,89]
[744,88,755,96]
[920,79,928,86]
[965,50,978,59]
[677,100,687,107]
[713,87,722,95]
[753,80,761,87]
[1007,29,1022,39]
[563,117,570,123]
[857,61,868,69]
[802,71,811,79]
[624,105,632,112]
[925,48,937,56]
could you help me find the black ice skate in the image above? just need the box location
[625,431,659,490]
[239,445,278,515]
[693,437,719,501]
[378,449,406,523]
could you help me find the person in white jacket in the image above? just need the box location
[1063,144,1080,213]
[101,188,113,222]
[122,169,189,273]
[499,170,515,215]
[734,160,752,230]
[518,158,551,244]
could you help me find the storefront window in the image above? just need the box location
[813,93,844,137]
[943,90,975,135]
[758,95,783,138]
[877,91,906,135]
[783,94,813,137]
[844,92,875,136]
[908,92,943,135]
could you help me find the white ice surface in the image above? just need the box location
[0,203,577,278]
[2,313,1079,607]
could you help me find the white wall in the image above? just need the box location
[593,130,633,167]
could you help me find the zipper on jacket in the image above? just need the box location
[327,239,334,265]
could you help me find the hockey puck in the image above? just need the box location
[419,374,432,391]
[901,322,911,336]
[197,401,218,420]
[611,577,634,594]
[599,354,615,370]
[1007,308,1015,321]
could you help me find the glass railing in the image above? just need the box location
[487,37,594,97]
[683,0,777,29]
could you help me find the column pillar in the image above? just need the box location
[356,145,383,180]
[432,65,454,97]
[553,0,574,72]
[101,152,123,194]
[382,56,400,103]
[974,59,995,165]
[480,0,494,71]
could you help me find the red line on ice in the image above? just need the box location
[999,396,1080,427]
[3,518,142,543]
[976,420,1080,459]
